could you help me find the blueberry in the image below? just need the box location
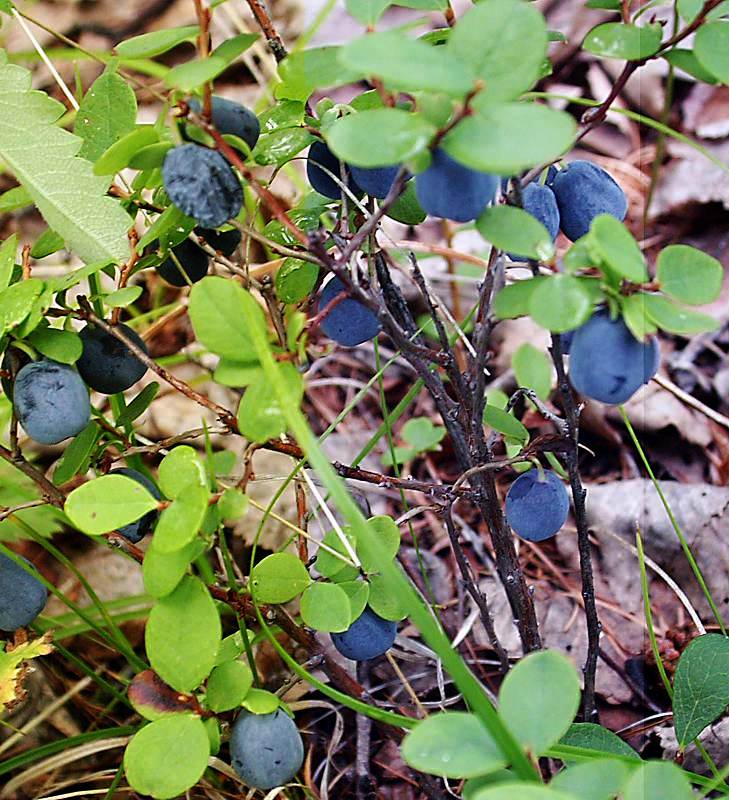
[198,227,241,257]
[230,709,304,790]
[77,323,147,395]
[552,160,628,241]
[415,148,498,222]
[188,96,260,151]
[507,182,560,261]
[157,239,209,286]
[306,141,362,201]
[163,144,243,229]
[109,467,160,543]
[0,552,48,631]
[331,606,397,661]
[349,165,400,199]
[568,309,660,404]
[505,469,569,542]
[317,277,381,347]
[559,329,575,355]
[14,360,90,445]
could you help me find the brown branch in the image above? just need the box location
[0,444,66,507]
[550,334,600,722]
[111,230,139,326]
[243,0,288,62]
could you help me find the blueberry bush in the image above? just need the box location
[1,0,729,797]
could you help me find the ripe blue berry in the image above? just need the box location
[199,227,241,257]
[349,165,400,199]
[77,323,147,395]
[318,277,381,347]
[507,182,560,261]
[0,552,48,631]
[163,144,243,229]
[188,96,260,151]
[157,239,209,286]
[14,360,90,445]
[230,709,304,790]
[568,309,660,404]
[505,469,569,542]
[331,606,397,661]
[415,148,498,222]
[552,160,628,241]
[306,141,362,201]
[109,467,161,543]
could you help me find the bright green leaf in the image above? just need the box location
[590,214,647,282]
[65,475,158,535]
[74,70,137,163]
[250,552,311,603]
[695,21,729,83]
[583,22,663,60]
[477,205,554,261]
[206,661,253,712]
[153,485,209,553]
[528,274,592,333]
[621,761,693,800]
[483,405,529,446]
[300,582,352,632]
[513,343,552,400]
[158,446,207,499]
[116,26,199,59]
[643,293,719,335]
[657,244,722,305]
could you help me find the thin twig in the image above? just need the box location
[243,0,288,62]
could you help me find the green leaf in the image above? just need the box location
[0,278,42,336]
[443,102,576,174]
[0,233,17,291]
[401,418,445,452]
[345,0,391,24]
[145,576,221,692]
[158,446,207,499]
[663,49,720,84]
[695,22,729,83]
[673,633,729,746]
[116,382,160,427]
[513,343,552,400]
[104,285,142,307]
[678,0,729,21]
[124,714,210,800]
[327,109,434,167]
[213,359,261,387]
[528,274,592,333]
[642,293,719,335]
[559,723,640,760]
[621,761,693,800]
[359,516,401,572]
[116,26,199,59]
[589,214,647,282]
[0,185,32,215]
[401,712,506,779]
[367,573,407,620]
[52,422,100,484]
[657,244,722,305]
[143,538,204,599]
[218,488,248,522]
[314,528,359,580]
[300,582,352,632]
[250,552,311,603]
[620,293,657,341]
[189,276,266,362]
[237,361,303,443]
[26,326,82,364]
[483,405,529,446]
[339,31,475,96]
[206,661,253,712]
[275,258,319,304]
[164,34,258,92]
[65,475,158,535]
[493,277,546,320]
[447,0,548,103]
[499,651,581,755]
[476,205,554,261]
[74,70,137,163]
[154,484,209,553]
[30,228,65,259]
[252,127,314,166]
[0,54,130,263]
[550,759,632,800]
[469,786,575,800]
[338,580,370,621]
[276,47,364,101]
[241,687,280,714]
[94,126,159,176]
[385,180,426,225]
[583,22,663,60]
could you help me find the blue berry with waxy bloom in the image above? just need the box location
[306,141,363,200]
[415,148,498,223]
[77,323,148,395]
[331,606,397,661]
[13,360,90,445]
[0,552,48,631]
[507,182,560,261]
[349,164,400,199]
[188,96,260,151]
[505,469,570,542]
[568,309,660,405]
[162,144,243,229]
[552,160,628,241]
[109,467,161,543]
[318,276,382,347]
[199,227,242,257]
[230,709,304,790]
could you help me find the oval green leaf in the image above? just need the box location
[622,761,694,800]
[642,293,719,335]
[657,244,722,305]
[528,274,592,333]
[116,26,199,59]
[695,22,729,83]
[250,552,311,603]
[65,475,159,536]
[300,582,352,632]
[590,214,647,283]
[206,660,254,712]
[477,205,554,261]
[583,22,663,60]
